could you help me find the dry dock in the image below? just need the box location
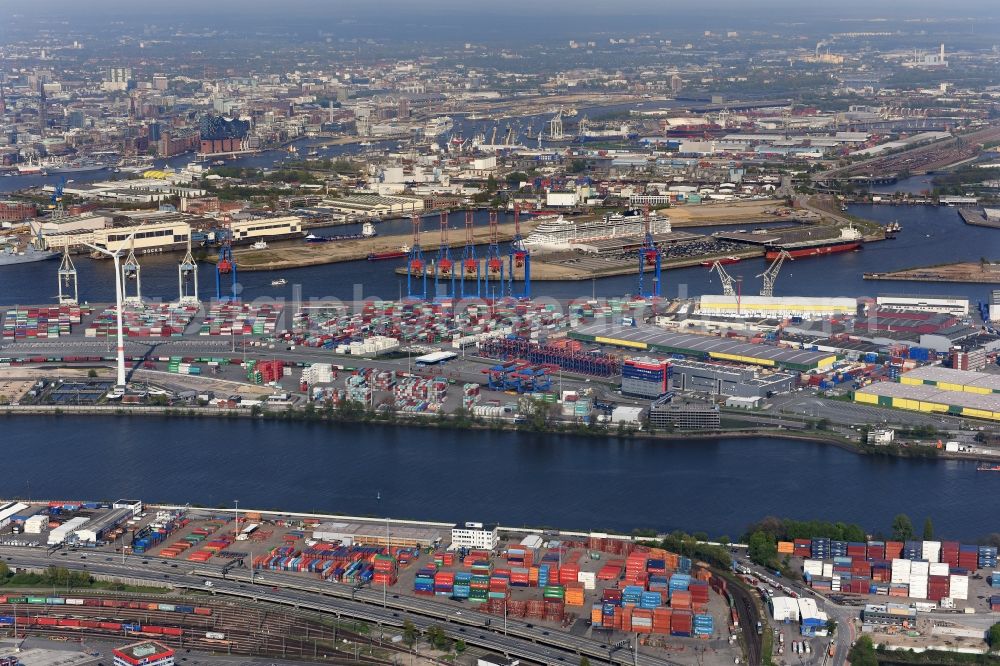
[864,261,1000,284]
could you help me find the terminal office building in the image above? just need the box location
[669,360,795,398]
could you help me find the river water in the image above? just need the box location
[0,416,996,541]
[0,203,994,307]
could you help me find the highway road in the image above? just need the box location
[0,545,685,666]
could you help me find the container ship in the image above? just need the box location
[701,256,741,267]
[368,246,410,261]
[764,226,863,260]
[523,210,671,250]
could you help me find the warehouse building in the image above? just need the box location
[648,401,720,430]
[113,640,174,666]
[230,215,303,243]
[862,603,917,627]
[0,502,28,531]
[770,597,800,622]
[451,521,499,551]
[698,295,857,318]
[74,507,133,544]
[312,521,444,548]
[620,357,672,398]
[669,360,795,398]
[876,295,969,316]
[324,194,425,218]
[898,366,1000,395]
[571,323,837,372]
[852,382,1000,422]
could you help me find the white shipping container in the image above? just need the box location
[803,560,824,577]
[922,541,941,563]
[929,562,949,577]
[577,571,596,590]
[822,563,834,578]
[911,560,930,576]
[949,574,969,600]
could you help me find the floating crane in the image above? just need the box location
[406,213,427,300]
[434,211,455,299]
[460,209,479,298]
[57,244,77,305]
[215,227,238,303]
[506,204,531,299]
[177,235,199,305]
[757,250,792,297]
[709,260,736,297]
[637,205,661,299]
[121,236,142,305]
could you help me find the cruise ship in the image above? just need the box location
[424,117,454,137]
[523,210,671,250]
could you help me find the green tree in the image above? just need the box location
[892,514,915,541]
[748,530,777,567]
[0,561,9,580]
[87,368,98,378]
[847,635,878,666]
[989,622,1000,652]
[923,517,934,540]
[402,619,417,647]
[486,174,498,193]
[454,639,466,654]
[580,658,591,666]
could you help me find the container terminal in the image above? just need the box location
[2,499,1000,662]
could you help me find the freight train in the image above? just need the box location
[0,595,211,616]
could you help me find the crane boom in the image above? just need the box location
[756,250,792,297]
[710,260,736,296]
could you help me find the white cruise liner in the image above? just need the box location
[524,210,671,250]
[424,117,454,137]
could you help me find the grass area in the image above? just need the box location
[0,565,167,594]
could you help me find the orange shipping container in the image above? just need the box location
[777,541,794,554]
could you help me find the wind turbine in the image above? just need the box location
[81,229,138,391]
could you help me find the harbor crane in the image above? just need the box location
[177,235,199,305]
[757,250,792,297]
[637,205,662,299]
[434,211,456,299]
[483,209,504,300]
[460,209,480,298]
[709,260,736,296]
[506,204,531,299]
[121,236,142,305]
[57,244,78,305]
[215,228,238,303]
[406,213,427,300]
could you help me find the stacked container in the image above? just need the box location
[693,614,714,638]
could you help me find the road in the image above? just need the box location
[0,545,683,666]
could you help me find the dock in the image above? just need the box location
[220,218,544,271]
[864,261,1000,284]
[958,207,1000,229]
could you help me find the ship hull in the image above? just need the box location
[0,250,59,265]
[765,242,861,260]
[368,251,407,261]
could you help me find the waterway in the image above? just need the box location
[0,416,995,540]
[1,203,995,307]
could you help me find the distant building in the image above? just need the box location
[451,521,499,550]
[867,429,895,446]
[113,640,174,666]
[648,401,720,430]
[68,110,86,129]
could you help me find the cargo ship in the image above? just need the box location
[764,225,863,260]
[977,463,1000,472]
[368,246,410,261]
[701,256,741,267]
[0,242,58,266]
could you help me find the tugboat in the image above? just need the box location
[251,240,269,250]
[270,278,287,286]
[884,221,901,239]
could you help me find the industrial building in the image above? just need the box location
[770,597,800,622]
[324,194,425,218]
[229,216,304,243]
[648,401,721,430]
[571,323,836,372]
[796,597,829,637]
[311,521,444,548]
[898,366,1000,394]
[620,357,672,398]
[113,640,175,666]
[74,507,133,543]
[697,295,858,318]
[852,382,1000,422]
[451,521,499,551]
[861,603,917,627]
[0,502,28,530]
[37,214,193,253]
[669,359,795,398]
[47,516,90,546]
[875,295,969,316]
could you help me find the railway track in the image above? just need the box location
[728,582,762,666]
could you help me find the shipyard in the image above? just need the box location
[5,2,1000,666]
